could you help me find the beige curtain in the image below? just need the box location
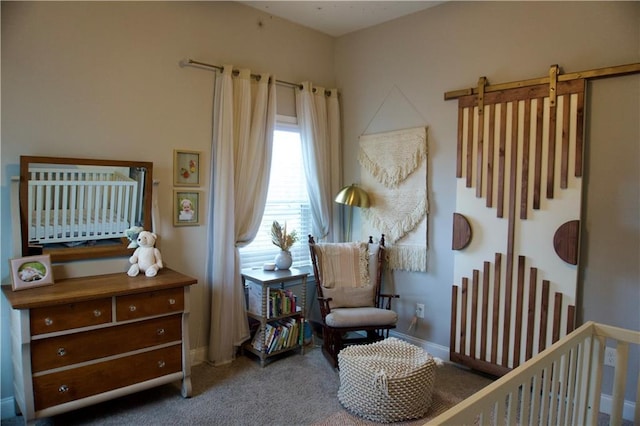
[207,66,276,365]
[296,83,342,242]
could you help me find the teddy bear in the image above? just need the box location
[127,230,163,277]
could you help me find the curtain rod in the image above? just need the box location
[180,58,334,96]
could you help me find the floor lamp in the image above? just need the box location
[334,184,370,241]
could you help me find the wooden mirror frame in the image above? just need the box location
[19,156,153,263]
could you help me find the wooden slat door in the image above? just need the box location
[451,79,584,376]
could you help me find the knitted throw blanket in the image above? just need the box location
[359,127,428,272]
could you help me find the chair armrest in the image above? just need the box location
[317,296,333,316]
[378,293,400,310]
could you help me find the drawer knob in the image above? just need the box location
[58,385,69,393]
[157,328,165,336]
[44,317,53,326]
[93,309,102,317]
[57,348,66,357]
[168,298,176,305]
[129,305,137,312]
[158,360,166,368]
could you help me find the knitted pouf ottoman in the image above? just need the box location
[337,337,441,423]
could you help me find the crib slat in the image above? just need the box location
[506,390,517,425]
[575,337,591,425]
[529,372,541,425]
[556,351,569,425]
[585,336,605,424]
[123,185,130,229]
[520,377,532,426]
[540,365,551,425]
[44,184,52,242]
[610,342,629,425]
[101,184,108,235]
[564,345,579,426]
[548,360,560,426]
[53,180,61,242]
[79,184,86,237]
[70,184,77,238]
[62,181,69,240]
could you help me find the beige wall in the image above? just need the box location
[0,1,335,406]
[335,0,638,400]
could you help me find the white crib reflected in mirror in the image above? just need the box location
[19,156,153,263]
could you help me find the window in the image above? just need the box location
[239,120,312,269]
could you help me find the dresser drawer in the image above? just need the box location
[31,315,183,373]
[33,344,182,411]
[30,298,112,336]
[116,288,183,321]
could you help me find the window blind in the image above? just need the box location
[239,126,312,269]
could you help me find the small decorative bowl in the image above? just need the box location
[263,262,276,271]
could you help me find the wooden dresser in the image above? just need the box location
[2,268,197,424]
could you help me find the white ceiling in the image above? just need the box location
[240,1,443,37]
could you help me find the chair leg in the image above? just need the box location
[321,326,339,368]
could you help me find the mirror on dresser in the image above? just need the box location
[19,156,153,263]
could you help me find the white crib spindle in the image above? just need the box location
[62,181,69,240]
[585,336,605,425]
[69,183,77,238]
[520,378,532,425]
[610,342,629,425]
[52,177,61,242]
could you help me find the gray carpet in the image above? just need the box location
[1,344,494,425]
[1,343,626,425]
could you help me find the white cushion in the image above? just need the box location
[326,307,398,328]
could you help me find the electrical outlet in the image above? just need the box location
[604,347,616,367]
[416,303,425,319]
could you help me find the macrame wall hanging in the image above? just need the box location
[359,126,428,272]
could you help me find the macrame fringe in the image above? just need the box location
[363,197,427,243]
[358,145,426,189]
[387,245,427,272]
[358,138,427,189]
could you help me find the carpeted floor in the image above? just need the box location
[1,344,493,425]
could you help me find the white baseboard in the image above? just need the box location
[190,346,208,366]
[600,393,635,422]
[1,396,16,419]
[389,330,450,362]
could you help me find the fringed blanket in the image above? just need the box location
[359,127,428,272]
[315,242,369,288]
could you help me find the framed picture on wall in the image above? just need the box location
[174,190,201,226]
[9,254,54,291]
[173,149,201,187]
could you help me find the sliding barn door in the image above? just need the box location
[451,78,585,376]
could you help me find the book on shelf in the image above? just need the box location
[246,281,299,318]
[250,317,301,354]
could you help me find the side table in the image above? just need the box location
[241,267,308,367]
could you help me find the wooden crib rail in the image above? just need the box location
[427,321,640,425]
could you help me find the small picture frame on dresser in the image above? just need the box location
[9,254,54,291]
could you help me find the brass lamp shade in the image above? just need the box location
[334,185,370,208]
